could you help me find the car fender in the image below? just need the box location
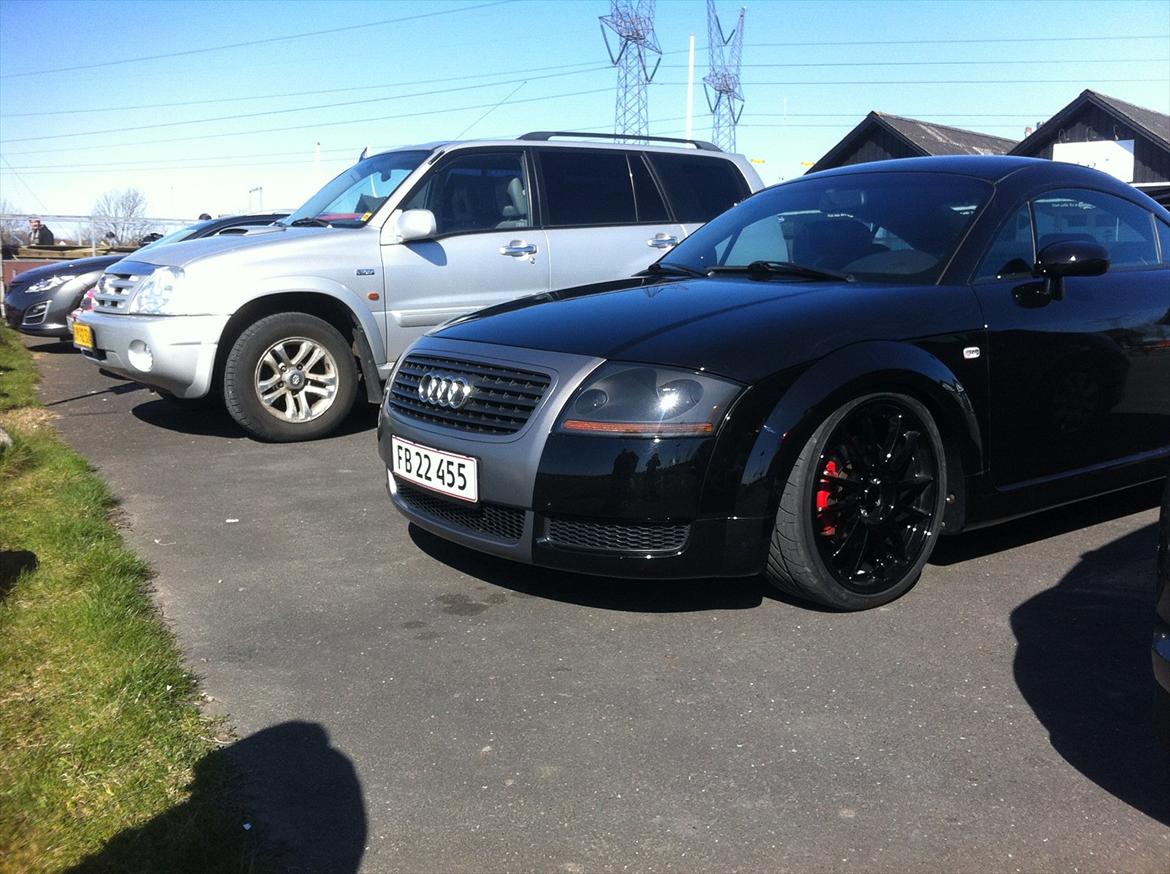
[720,340,983,525]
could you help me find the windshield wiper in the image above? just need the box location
[708,260,854,282]
[289,217,330,227]
[635,261,708,278]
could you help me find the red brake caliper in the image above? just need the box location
[817,459,840,537]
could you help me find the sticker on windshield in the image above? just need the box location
[361,212,373,222]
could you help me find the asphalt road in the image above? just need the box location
[25,335,1170,873]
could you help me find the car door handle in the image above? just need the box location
[647,233,679,249]
[500,241,537,257]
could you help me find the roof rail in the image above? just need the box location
[518,131,722,152]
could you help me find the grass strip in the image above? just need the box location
[0,325,266,872]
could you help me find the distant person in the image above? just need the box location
[198,213,212,220]
[28,217,54,245]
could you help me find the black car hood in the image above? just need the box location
[11,254,123,284]
[436,275,977,383]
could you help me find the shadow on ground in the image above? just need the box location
[1011,522,1170,826]
[129,396,379,441]
[24,339,77,355]
[407,524,825,612]
[68,721,366,874]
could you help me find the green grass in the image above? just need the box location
[0,324,267,872]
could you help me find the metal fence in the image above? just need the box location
[1,212,194,256]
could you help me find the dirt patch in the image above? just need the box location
[0,407,58,433]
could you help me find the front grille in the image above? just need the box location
[94,265,152,313]
[396,481,525,543]
[389,353,551,435]
[545,518,690,554]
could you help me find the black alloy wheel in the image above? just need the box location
[767,393,947,610]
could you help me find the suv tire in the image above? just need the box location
[223,312,357,442]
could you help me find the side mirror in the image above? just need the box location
[393,209,437,243]
[1032,240,1109,301]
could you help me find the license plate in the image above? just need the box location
[72,322,94,349]
[391,436,478,503]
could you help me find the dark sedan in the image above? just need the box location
[377,156,1170,610]
[3,213,286,338]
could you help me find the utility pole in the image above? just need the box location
[704,0,746,152]
[599,0,662,141]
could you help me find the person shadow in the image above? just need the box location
[67,721,366,873]
[1011,522,1170,826]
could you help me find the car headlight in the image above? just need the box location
[127,266,187,315]
[557,362,742,437]
[26,274,70,294]
[59,270,104,296]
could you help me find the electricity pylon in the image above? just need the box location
[600,0,662,141]
[704,0,746,151]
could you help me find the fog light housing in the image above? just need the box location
[127,340,153,372]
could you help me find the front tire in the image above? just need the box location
[766,393,947,610]
[223,312,357,442]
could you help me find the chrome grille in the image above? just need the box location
[94,264,154,313]
[390,353,551,435]
[545,518,690,553]
[396,481,525,543]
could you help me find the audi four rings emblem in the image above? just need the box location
[418,373,473,409]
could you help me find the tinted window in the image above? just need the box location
[649,154,748,222]
[630,155,670,222]
[663,172,992,284]
[975,204,1034,282]
[1032,188,1158,268]
[540,150,636,226]
[406,151,528,235]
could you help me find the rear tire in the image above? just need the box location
[223,312,357,442]
[765,393,947,610]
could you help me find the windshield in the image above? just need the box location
[285,150,430,228]
[661,172,993,284]
[139,219,212,251]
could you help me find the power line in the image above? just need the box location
[0,1,516,79]
[659,77,1167,86]
[0,68,612,144]
[663,57,1168,68]
[0,61,611,119]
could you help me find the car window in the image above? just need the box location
[975,204,1034,282]
[648,154,749,223]
[286,150,428,228]
[662,172,992,284]
[407,151,529,235]
[538,150,637,227]
[1032,188,1159,268]
[630,154,670,223]
[1157,218,1170,263]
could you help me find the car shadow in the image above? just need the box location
[407,524,825,613]
[22,338,76,354]
[67,720,366,873]
[1011,522,1170,826]
[931,481,1163,566]
[129,397,380,441]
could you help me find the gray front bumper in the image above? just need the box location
[76,312,230,398]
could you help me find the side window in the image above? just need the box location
[1157,219,1170,264]
[408,151,528,235]
[1032,188,1158,268]
[647,154,749,222]
[539,150,637,226]
[629,155,670,223]
[975,204,1034,282]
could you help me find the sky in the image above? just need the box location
[0,0,1167,233]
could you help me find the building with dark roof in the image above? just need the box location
[1010,89,1170,205]
[805,111,1018,174]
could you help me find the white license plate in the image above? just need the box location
[391,436,478,503]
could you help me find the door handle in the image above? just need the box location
[647,233,679,249]
[500,240,537,257]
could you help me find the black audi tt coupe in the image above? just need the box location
[378,156,1170,610]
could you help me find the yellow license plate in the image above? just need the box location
[72,322,94,349]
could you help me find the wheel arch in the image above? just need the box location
[733,340,983,532]
[213,288,384,403]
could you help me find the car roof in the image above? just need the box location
[372,134,731,159]
[805,155,1050,182]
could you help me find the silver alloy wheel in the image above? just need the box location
[253,335,339,423]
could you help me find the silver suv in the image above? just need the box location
[74,132,763,441]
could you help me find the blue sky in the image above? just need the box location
[0,0,1167,225]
